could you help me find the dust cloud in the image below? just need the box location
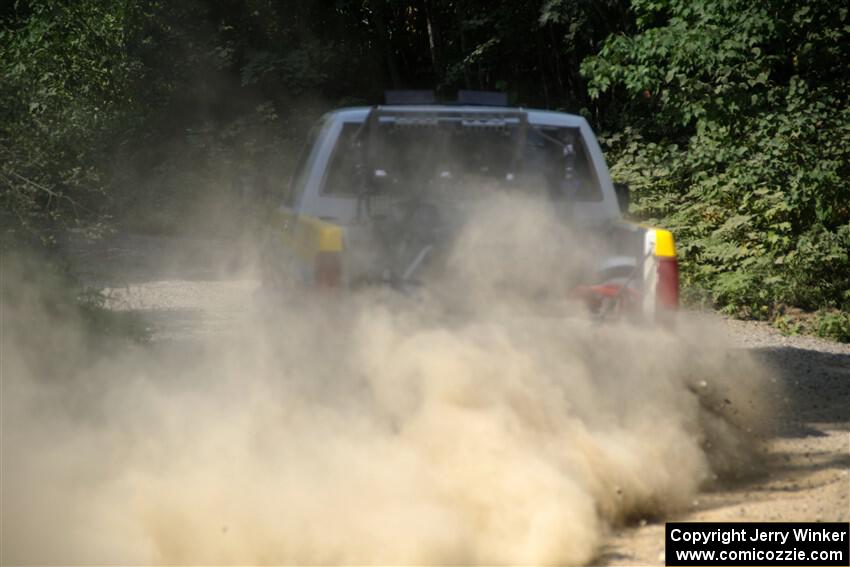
[1,195,777,565]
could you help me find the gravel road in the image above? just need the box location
[65,232,850,564]
[605,317,849,565]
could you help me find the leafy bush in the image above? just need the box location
[0,0,138,240]
[814,311,850,342]
[583,0,850,320]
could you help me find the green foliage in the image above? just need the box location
[774,309,850,342]
[0,0,138,240]
[583,0,850,318]
[814,311,850,342]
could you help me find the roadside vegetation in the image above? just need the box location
[583,0,850,339]
[1,0,847,340]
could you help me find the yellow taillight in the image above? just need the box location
[654,229,676,258]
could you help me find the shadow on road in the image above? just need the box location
[752,346,850,431]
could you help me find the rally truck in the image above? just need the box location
[262,92,679,322]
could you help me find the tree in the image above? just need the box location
[1,0,137,242]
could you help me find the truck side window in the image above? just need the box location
[528,128,602,202]
[323,123,361,195]
[284,117,326,207]
[570,134,603,202]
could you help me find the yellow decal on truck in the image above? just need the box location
[654,229,676,257]
[271,209,344,283]
[292,215,343,254]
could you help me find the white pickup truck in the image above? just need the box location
[263,99,679,322]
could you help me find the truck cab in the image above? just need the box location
[264,103,678,322]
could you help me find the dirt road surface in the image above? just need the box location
[604,318,849,564]
[65,232,850,565]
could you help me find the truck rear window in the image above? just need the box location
[322,120,602,202]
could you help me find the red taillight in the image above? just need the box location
[315,252,341,288]
[656,257,679,310]
[572,284,640,316]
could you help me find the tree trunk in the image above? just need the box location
[455,0,472,89]
[421,0,442,83]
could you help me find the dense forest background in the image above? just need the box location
[1,0,848,337]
